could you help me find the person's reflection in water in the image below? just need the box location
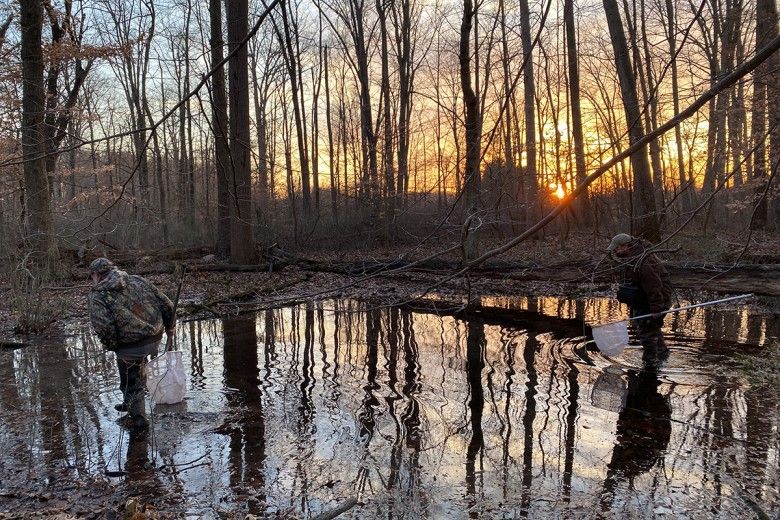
[599,368,671,513]
[124,428,152,479]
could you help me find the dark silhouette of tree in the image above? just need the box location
[226,0,257,263]
[20,0,53,261]
[460,0,482,261]
[602,0,661,240]
[209,0,231,256]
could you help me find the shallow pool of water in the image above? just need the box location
[0,296,777,518]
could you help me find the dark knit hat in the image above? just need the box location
[89,257,116,274]
[606,233,634,252]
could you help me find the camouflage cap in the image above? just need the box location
[89,257,116,274]
[606,233,634,252]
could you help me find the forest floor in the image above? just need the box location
[1,230,779,341]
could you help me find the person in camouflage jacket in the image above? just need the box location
[607,234,673,364]
[88,257,176,430]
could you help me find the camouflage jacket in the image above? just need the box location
[88,270,175,350]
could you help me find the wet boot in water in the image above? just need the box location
[640,331,669,366]
[117,414,149,432]
[116,355,149,431]
[637,317,669,366]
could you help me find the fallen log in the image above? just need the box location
[100,262,284,276]
[296,259,780,296]
[312,498,359,520]
[400,298,589,339]
[63,248,780,296]
[177,275,312,319]
[201,274,310,308]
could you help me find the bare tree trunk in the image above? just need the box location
[41,2,92,203]
[664,0,693,212]
[210,0,231,256]
[499,0,513,172]
[324,46,338,224]
[729,36,746,187]
[184,0,195,214]
[519,0,538,223]
[326,0,379,204]
[460,0,482,261]
[393,0,413,203]
[602,0,660,240]
[377,0,394,199]
[142,98,169,245]
[67,117,77,202]
[20,0,53,261]
[272,3,312,216]
[708,0,739,197]
[564,0,590,223]
[250,40,270,239]
[137,5,154,205]
[227,0,257,263]
[311,35,322,211]
[625,0,664,203]
[752,0,780,229]
[751,36,768,228]
[178,47,189,216]
[767,0,780,231]
[640,0,665,210]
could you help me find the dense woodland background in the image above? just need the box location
[0,0,778,268]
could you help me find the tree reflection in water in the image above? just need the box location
[220,315,265,514]
[465,320,485,517]
[0,297,777,517]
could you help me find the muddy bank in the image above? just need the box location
[2,253,779,343]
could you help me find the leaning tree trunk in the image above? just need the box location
[602,0,660,241]
[226,0,257,263]
[20,0,53,262]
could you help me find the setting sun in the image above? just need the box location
[549,183,567,200]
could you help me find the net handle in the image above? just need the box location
[591,293,753,329]
[629,293,753,321]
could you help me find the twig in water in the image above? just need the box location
[311,497,359,520]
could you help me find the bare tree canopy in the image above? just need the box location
[0,0,777,264]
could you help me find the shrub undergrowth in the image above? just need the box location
[6,253,67,334]
[736,341,780,388]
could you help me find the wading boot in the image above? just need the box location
[117,414,149,432]
[641,335,669,368]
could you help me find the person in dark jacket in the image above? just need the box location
[607,234,673,363]
[88,258,176,430]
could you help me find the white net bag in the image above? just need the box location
[591,321,629,356]
[145,350,187,404]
